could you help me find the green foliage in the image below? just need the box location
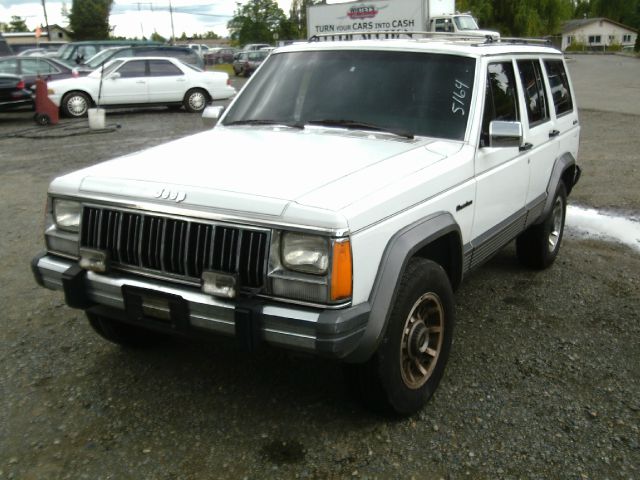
[227,0,287,45]
[68,0,113,40]
[606,41,622,52]
[565,41,586,51]
[3,16,29,32]
[150,31,166,43]
[635,33,640,52]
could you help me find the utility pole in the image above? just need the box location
[40,0,51,42]
[169,0,176,45]
[134,2,153,39]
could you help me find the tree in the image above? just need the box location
[68,0,113,40]
[150,31,166,43]
[5,16,28,32]
[228,0,287,45]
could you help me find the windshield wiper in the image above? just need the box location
[224,119,304,129]
[306,119,414,139]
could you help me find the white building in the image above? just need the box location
[561,17,637,51]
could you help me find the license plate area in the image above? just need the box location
[122,286,189,331]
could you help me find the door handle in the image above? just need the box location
[549,129,560,138]
[136,80,146,84]
[519,142,533,152]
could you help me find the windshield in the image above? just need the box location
[223,50,476,141]
[454,15,479,30]
[88,59,124,78]
[56,43,74,59]
[85,48,119,68]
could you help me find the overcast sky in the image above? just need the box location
[0,0,297,39]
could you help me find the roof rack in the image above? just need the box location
[308,31,497,43]
[307,31,553,47]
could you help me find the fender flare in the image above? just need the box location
[536,152,579,224]
[344,211,462,363]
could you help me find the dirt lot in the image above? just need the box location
[1,57,639,479]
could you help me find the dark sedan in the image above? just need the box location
[0,56,76,90]
[0,74,33,111]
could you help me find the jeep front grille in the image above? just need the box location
[80,206,268,288]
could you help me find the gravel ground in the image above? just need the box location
[1,58,639,479]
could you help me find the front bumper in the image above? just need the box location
[32,253,369,359]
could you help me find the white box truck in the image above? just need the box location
[307,0,499,40]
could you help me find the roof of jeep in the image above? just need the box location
[275,39,562,57]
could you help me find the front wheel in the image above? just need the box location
[61,91,91,117]
[183,88,208,113]
[516,182,567,269]
[347,258,455,416]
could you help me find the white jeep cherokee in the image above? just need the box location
[33,37,581,415]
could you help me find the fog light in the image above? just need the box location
[79,248,108,273]
[202,271,238,298]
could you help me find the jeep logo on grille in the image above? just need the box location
[154,188,186,203]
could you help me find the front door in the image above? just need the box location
[472,59,530,240]
[100,59,148,105]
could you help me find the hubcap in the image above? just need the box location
[188,91,206,111]
[67,95,87,116]
[400,292,444,389]
[548,196,564,252]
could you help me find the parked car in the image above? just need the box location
[32,37,581,416]
[232,50,269,77]
[0,74,32,111]
[53,40,162,65]
[82,45,204,70]
[204,47,237,65]
[187,44,209,57]
[242,43,271,51]
[17,48,48,57]
[0,56,77,89]
[46,56,236,117]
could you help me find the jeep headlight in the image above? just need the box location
[281,232,329,275]
[269,231,352,305]
[53,199,82,232]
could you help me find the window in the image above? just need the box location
[148,60,183,77]
[224,50,476,141]
[0,58,18,74]
[567,36,573,45]
[588,35,601,44]
[21,59,60,75]
[544,60,573,116]
[517,59,549,126]
[434,18,454,33]
[481,61,519,147]
[117,60,147,78]
[623,34,632,43]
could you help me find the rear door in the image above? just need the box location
[146,59,186,103]
[515,58,559,206]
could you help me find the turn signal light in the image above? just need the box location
[330,239,352,301]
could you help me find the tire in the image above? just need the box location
[61,91,91,118]
[233,68,240,76]
[86,312,162,348]
[34,113,50,125]
[183,88,208,113]
[347,258,455,416]
[516,182,567,269]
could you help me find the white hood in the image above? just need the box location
[50,126,458,225]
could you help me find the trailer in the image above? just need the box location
[307,0,499,40]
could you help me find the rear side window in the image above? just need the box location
[481,61,519,146]
[149,60,183,76]
[517,59,549,126]
[21,59,60,74]
[0,58,18,74]
[544,60,573,116]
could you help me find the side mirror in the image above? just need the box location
[202,105,224,127]
[109,72,121,80]
[489,120,523,148]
